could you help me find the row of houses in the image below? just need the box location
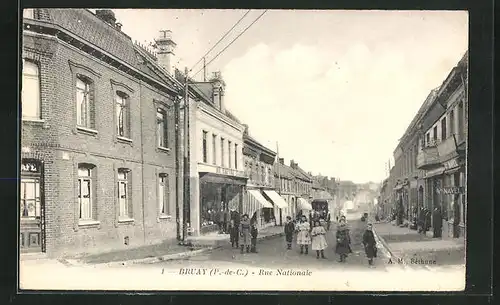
[20,9,339,257]
[378,51,468,238]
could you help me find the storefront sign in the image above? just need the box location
[443,158,460,171]
[21,161,40,173]
[437,187,465,194]
[216,166,245,178]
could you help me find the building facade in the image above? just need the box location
[178,71,246,236]
[274,158,298,221]
[289,161,314,216]
[21,9,182,257]
[416,52,468,238]
[241,128,288,228]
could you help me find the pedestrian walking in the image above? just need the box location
[326,212,331,231]
[417,207,425,234]
[217,206,225,233]
[239,214,251,253]
[311,220,328,259]
[229,219,239,248]
[335,218,352,262]
[284,216,295,250]
[362,223,377,266]
[250,221,258,253]
[432,207,443,238]
[296,215,311,255]
[224,208,231,233]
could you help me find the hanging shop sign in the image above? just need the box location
[443,158,460,171]
[436,186,465,195]
[21,161,41,173]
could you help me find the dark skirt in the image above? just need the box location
[335,242,352,255]
[364,244,377,258]
[285,233,293,243]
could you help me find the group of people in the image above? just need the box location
[228,213,259,254]
[284,214,378,265]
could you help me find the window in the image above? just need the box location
[20,178,41,218]
[117,169,132,219]
[441,117,447,141]
[220,138,225,167]
[458,102,464,137]
[228,141,232,168]
[156,108,168,148]
[249,162,253,180]
[22,59,41,120]
[76,75,94,128]
[449,110,455,136]
[23,9,35,19]
[159,174,170,215]
[115,91,129,138]
[268,168,272,185]
[426,133,430,146]
[78,164,95,221]
[234,144,238,169]
[261,165,265,183]
[212,134,217,165]
[433,126,438,142]
[202,131,208,163]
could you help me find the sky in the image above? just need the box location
[107,9,468,183]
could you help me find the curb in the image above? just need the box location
[372,227,395,260]
[65,231,285,268]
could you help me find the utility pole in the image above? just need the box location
[175,94,181,241]
[182,67,190,243]
[276,141,282,226]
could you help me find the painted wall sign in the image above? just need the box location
[436,186,465,194]
[21,162,40,173]
[215,166,246,178]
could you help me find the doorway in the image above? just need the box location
[20,159,45,253]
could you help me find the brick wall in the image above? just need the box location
[21,29,179,257]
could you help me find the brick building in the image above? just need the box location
[21,9,182,257]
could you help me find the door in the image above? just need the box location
[20,159,45,253]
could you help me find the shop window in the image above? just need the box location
[159,173,170,216]
[115,91,130,138]
[117,168,132,220]
[20,177,41,218]
[22,59,41,120]
[156,108,168,148]
[78,163,96,221]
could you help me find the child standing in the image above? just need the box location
[311,220,328,259]
[296,215,311,255]
[362,223,377,266]
[284,216,295,250]
[250,222,258,253]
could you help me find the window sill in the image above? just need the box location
[118,217,135,224]
[157,146,171,153]
[78,220,100,228]
[22,118,44,123]
[76,126,98,136]
[117,136,133,144]
[159,215,172,220]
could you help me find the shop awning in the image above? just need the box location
[248,190,273,208]
[297,198,312,211]
[263,190,288,209]
[199,173,247,186]
[425,168,445,178]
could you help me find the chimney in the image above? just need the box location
[210,71,225,113]
[96,9,117,26]
[290,160,297,169]
[279,158,284,165]
[243,124,249,135]
[154,30,176,75]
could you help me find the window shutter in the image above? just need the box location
[113,164,119,227]
[73,161,79,231]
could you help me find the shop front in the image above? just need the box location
[20,159,46,253]
[243,188,275,229]
[438,157,466,238]
[199,172,246,235]
[296,197,312,221]
[262,190,288,226]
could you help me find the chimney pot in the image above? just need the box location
[279,158,284,165]
[243,124,249,135]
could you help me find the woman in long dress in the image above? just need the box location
[239,214,251,253]
[311,220,328,259]
[296,215,311,255]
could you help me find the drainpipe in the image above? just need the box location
[175,95,181,241]
[139,82,147,244]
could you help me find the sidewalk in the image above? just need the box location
[52,225,285,267]
[373,222,465,266]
